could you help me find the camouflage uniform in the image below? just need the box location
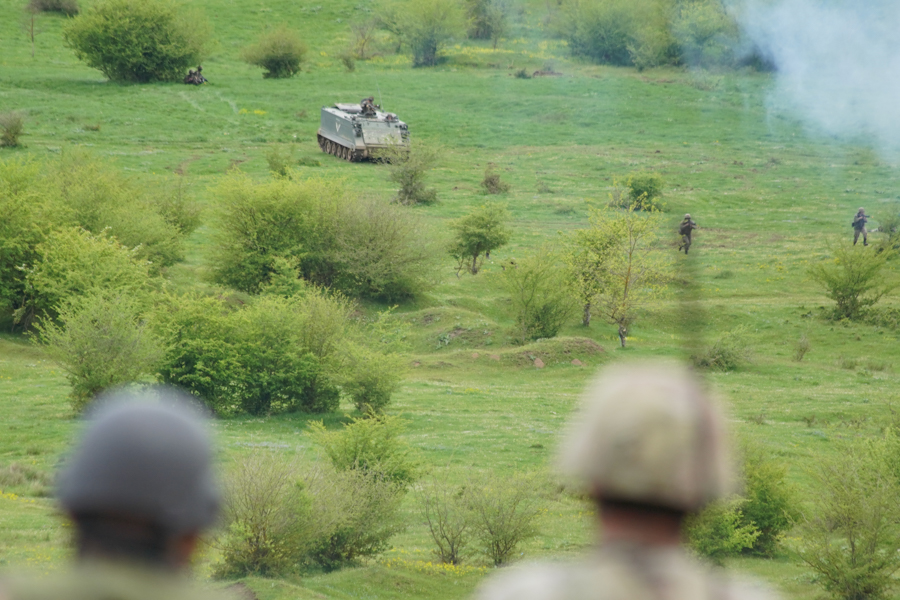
[852,207,869,246]
[678,214,698,254]
[0,390,228,600]
[475,363,780,600]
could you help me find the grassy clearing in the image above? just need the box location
[4,0,900,597]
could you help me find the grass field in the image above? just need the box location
[3,0,900,597]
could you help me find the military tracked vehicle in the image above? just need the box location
[317,98,409,161]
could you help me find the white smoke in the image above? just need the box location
[736,0,900,157]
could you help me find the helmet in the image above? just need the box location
[558,363,734,512]
[57,388,220,533]
[684,213,691,219]
[859,207,865,213]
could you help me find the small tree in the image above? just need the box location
[564,219,618,326]
[0,112,25,148]
[35,291,163,412]
[624,171,664,211]
[739,444,798,556]
[800,438,900,600]
[502,249,577,343]
[582,207,670,347]
[466,0,508,48]
[382,0,466,67]
[420,476,473,564]
[63,0,210,82]
[809,241,896,320]
[448,203,511,275]
[381,142,439,205]
[242,26,307,79]
[466,472,543,566]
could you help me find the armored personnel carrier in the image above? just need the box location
[317,97,409,161]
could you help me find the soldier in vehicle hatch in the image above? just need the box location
[475,363,780,600]
[0,388,229,600]
[678,213,698,254]
[361,96,377,117]
[852,207,869,246]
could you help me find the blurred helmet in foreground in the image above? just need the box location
[57,388,220,533]
[558,363,733,512]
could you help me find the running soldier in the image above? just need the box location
[852,207,869,246]
[475,363,780,600]
[678,213,698,254]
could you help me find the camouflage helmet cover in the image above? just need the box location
[684,213,691,219]
[859,207,865,213]
[558,363,734,511]
[57,388,220,533]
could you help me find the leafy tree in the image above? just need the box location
[502,249,577,343]
[448,203,511,275]
[739,444,798,556]
[583,207,670,347]
[63,0,210,82]
[809,241,896,320]
[381,0,466,66]
[466,0,508,48]
[670,0,739,69]
[242,26,307,78]
[420,477,474,564]
[381,142,439,205]
[0,157,45,317]
[465,472,543,566]
[564,219,618,326]
[34,290,163,412]
[341,343,406,413]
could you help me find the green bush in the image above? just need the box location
[809,241,896,320]
[739,445,798,556]
[670,1,739,69]
[34,290,163,413]
[16,227,155,328]
[63,0,210,83]
[0,158,45,318]
[309,415,419,486]
[382,0,466,66]
[265,146,295,176]
[481,164,510,194]
[341,343,406,414]
[465,0,508,47]
[502,249,577,343]
[28,0,80,14]
[465,472,543,566]
[381,142,439,205]
[686,497,760,565]
[0,112,25,148]
[625,171,664,211]
[691,327,751,371]
[448,203,511,275]
[242,27,307,79]
[420,477,473,564]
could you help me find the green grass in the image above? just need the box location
[4,0,900,597]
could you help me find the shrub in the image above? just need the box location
[692,326,751,371]
[465,0,508,47]
[481,164,510,194]
[27,0,79,14]
[502,249,577,343]
[16,227,155,329]
[420,477,473,564]
[739,445,798,556]
[466,472,543,566]
[242,27,307,79]
[153,177,201,237]
[349,19,379,60]
[341,343,406,414]
[686,497,760,565]
[0,112,25,148]
[624,171,664,211]
[265,146,295,177]
[800,437,900,600]
[670,1,739,69]
[214,452,314,577]
[383,0,466,67]
[448,203,511,275]
[34,290,163,412]
[809,241,896,320]
[0,158,45,317]
[794,334,811,361]
[63,0,210,83]
[381,142,439,205]
[309,415,419,486]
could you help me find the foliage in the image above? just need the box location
[448,203,511,275]
[265,146,295,177]
[27,0,80,15]
[875,211,900,253]
[0,112,25,148]
[502,249,577,343]
[63,0,210,82]
[34,290,163,413]
[153,177,201,237]
[381,142,439,205]
[691,326,752,371]
[465,0,508,47]
[154,293,340,416]
[580,207,670,347]
[739,444,798,556]
[799,436,900,600]
[465,472,543,566]
[686,497,760,565]
[670,1,739,69]
[624,171,664,211]
[309,414,419,486]
[480,164,510,194]
[341,343,406,413]
[242,26,307,79]
[381,0,467,67]
[15,227,155,329]
[420,477,473,564]
[348,19,380,60]
[564,217,619,327]
[808,241,896,320]
[0,158,45,317]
